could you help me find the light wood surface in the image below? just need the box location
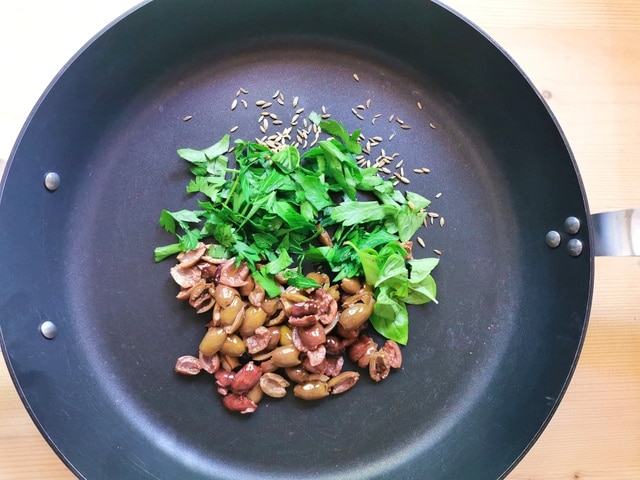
[1,1,639,478]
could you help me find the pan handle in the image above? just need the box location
[592,209,640,256]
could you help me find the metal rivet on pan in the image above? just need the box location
[39,321,58,339]
[545,230,561,248]
[567,238,583,257]
[44,171,61,191]
[564,216,581,234]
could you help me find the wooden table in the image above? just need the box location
[1,1,638,478]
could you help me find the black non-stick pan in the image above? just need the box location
[1,1,634,479]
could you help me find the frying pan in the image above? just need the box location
[0,1,637,479]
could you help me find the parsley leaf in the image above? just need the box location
[331,201,399,226]
[282,270,322,289]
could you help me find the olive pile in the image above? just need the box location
[171,243,402,414]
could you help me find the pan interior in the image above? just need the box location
[65,36,519,478]
[0,2,591,479]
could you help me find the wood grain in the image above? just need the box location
[1,1,638,479]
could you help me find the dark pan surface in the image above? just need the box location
[0,1,592,479]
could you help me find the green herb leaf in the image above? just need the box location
[273,200,315,230]
[369,288,409,345]
[271,145,300,174]
[404,275,438,304]
[308,111,322,125]
[263,250,294,275]
[405,191,430,210]
[408,257,439,283]
[295,174,333,211]
[282,270,322,289]
[208,244,229,259]
[159,209,203,234]
[178,228,201,251]
[319,119,362,154]
[375,253,409,291]
[331,201,398,226]
[177,135,230,164]
[397,204,426,242]
[345,241,380,286]
[318,140,358,200]
[186,176,222,200]
[154,243,184,262]
[253,268,283,298]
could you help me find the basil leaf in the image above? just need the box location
[408,258,439,283]
[397,204,426,242]
[404,275,438,304]
[369,288,409,345]
[345,241,380,286]
[375,253,408,291]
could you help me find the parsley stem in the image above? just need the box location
[223,173,240,208]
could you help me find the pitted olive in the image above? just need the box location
[293,380,330,400]
[266,326,281,350]
[213,284,238,308]
[240,306,267,337]
[220,334,246,357]
[306,272,329,289]
[259,372,290,398]
[199,327,227,356]
[220,296,244,329]
[270,345,302,368]
[284,366,309,384]
[340,277,361,295]
[279,325,293,345]
[338,302,373,331]
[238,275,255,297]
[246,383,264,404]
